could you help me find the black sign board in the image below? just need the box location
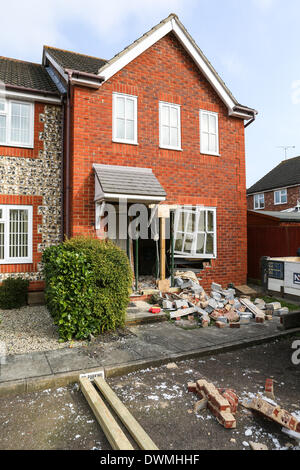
[268,261,284,280]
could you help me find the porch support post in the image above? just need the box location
[160,217,166,280]
[170,210,175,287]
[135,236,139,291]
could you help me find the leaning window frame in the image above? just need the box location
[0,205,33,264]
[0,98,34,148]
[112,92,138,145]
[254,193,265,209]
[274,188,287,205]
[173,206,217,259]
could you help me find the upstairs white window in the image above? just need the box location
[274,189,287,205]
[254,193,265,209]
[174,206,217,258]
[159,102,181,150]
[112,93,138,144]
[0,99,34,147]
[200,110,219,156]
[0,205,33,264]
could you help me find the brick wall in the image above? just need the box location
[69,32,248,290]
[247,186,300,212]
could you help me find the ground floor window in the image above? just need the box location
[0,205,32,264]
[174,206,217,258]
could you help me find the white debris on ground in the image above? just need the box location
[152,273,285,330]
[0,306,85,355]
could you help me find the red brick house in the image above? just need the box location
[0,14,257,291]
[247,156,300,212]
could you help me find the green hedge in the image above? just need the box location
[42,237,132,341]
[0,277,29,309]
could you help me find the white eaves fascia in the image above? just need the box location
[98,15,255,119]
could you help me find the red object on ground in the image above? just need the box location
[149,307,161,314]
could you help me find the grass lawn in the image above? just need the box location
[260,295,300,311]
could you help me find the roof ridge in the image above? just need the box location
[44,45,107,63]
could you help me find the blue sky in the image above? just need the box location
[1,0,300,187]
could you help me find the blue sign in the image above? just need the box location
[293,273,300,285]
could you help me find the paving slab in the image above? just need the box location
[0,352,51,382]
[45,348,100,374]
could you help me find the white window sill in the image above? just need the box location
[274,202,287,205]
[112,139,138,146]
[174,254,216,259]
[0,258,32,265]
[0,142,34,149]
[200,151,221,157]
[159,146,183,152]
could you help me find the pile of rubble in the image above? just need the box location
[188,377,300,442]
[154,271,289,329]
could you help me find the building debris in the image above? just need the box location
[249,441,269,451]
[242,396,300,433]
[151,277,281,331]
[188,379,238,429]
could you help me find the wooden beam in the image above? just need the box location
[80,377,134,450]
[160,217,166,280]
[94,377,158,450]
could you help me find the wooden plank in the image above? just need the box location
[170,307,197,319]
[94,377,158,450]
[160,217,166,280]
[79,377,134,450]
[240,298,265,318]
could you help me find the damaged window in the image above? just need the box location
[174,206,216,258]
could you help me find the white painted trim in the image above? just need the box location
[254,193,265,210]
[0,98,34,148]
[112,92,138,145]
[200,109,219,156]
[274,188,288,205]
[248,184,300,196]
[98,17,253,119]
[100,21,172,82]
[0,204,33,264]
[44,51,69,82]
[0,88,61,105]
[96,193,166,202]
[159,101,181,150]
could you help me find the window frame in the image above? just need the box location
[0,205,33,264]
[0,98,34,148]
[159,101,182,151]
[274,188,287,205]
[200,110,220,156]
[254,193,265,209]
[112,92,138,145]
[173,206,217,259]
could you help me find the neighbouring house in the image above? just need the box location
[0,13,257,292]
[247,210,300,280]
[247,156,300,212]
[0,56,63,292]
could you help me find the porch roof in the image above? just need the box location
[93,163,166,203]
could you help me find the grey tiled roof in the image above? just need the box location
[247,156,300,194]
[0,56,59,93]
[94,164,166,198]
[44,46,107,74]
